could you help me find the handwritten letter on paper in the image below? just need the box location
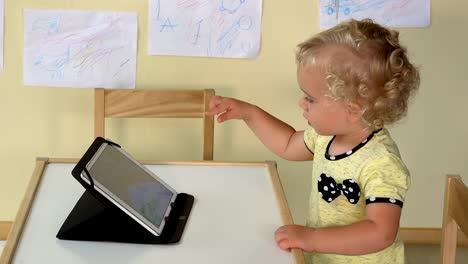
[24,10,138,89]
[148,0,263,59]
[320,0,431,29]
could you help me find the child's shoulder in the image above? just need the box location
[304,127,334,143]
[366,128,402,158]
[360,129,409,175]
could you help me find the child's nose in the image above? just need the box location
[299,98,307,110]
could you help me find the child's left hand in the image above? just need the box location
[274,224,315,252]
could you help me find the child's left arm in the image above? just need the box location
[274,203,401,255]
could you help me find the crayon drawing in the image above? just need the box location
[320,0,430,29]
[24,9,138,89]
[148,0,263,58]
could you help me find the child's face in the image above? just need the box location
[297,65,355,136]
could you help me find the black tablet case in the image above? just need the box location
[56,137,194,244]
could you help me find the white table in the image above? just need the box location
[0,158,304,264]
[0,241,4,256]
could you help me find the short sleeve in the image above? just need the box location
[304,127,318,155]
[360,154,410,207]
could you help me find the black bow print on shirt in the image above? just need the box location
[318,173,360,204]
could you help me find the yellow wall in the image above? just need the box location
[1,0,467,232]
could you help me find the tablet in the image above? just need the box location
[78,139,177,236]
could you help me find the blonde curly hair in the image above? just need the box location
[296,19,420,129]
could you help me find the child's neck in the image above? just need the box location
[329,128,374,156]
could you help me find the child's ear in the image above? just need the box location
[346,102,364,123]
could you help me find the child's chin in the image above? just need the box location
[314,128,333,136]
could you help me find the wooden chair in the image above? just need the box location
[94,88,215,160]
[0,221,12,240]
[440,175,468,263]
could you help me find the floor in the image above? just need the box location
[406,244,468,263]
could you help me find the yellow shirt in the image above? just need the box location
[304,128,410,264]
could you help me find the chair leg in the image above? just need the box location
[440,218,458,264]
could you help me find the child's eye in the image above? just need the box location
[304,96,314,103]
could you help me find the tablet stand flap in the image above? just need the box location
[56,191,194,244]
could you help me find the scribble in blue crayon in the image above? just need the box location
[191,20,203,45]
[206,33,213,56]
[32,16,61,35]
[344,7,350,15]
[352,0,388,13]
[114,58,131,77]
[154,0,161,21]
[323,0,405,17]
[220,0,246,14]
[34,47,70,80]
[215,15,252,55]
[160,18,178,32]
[120,58,130,67]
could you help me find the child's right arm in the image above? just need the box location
[206,96,313,161]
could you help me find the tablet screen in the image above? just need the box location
[85,143,177,234]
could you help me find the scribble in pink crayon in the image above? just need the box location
[215,15,252,55]
[38,22,117,55]
[177,0,200,9]
[32,16,130,80]
[210,9,225,27]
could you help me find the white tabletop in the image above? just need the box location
[0,241,4,256]
[4,160,302,264]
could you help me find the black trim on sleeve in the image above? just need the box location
[303,140,314,155]
[366,197,403,207]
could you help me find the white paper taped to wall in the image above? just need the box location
[148,0,263,59]
[320,0,431,29]
[23,9,138,89]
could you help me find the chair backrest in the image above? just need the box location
[94,88,215,160]
[440,175,468,263]
[0,221,12,240]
